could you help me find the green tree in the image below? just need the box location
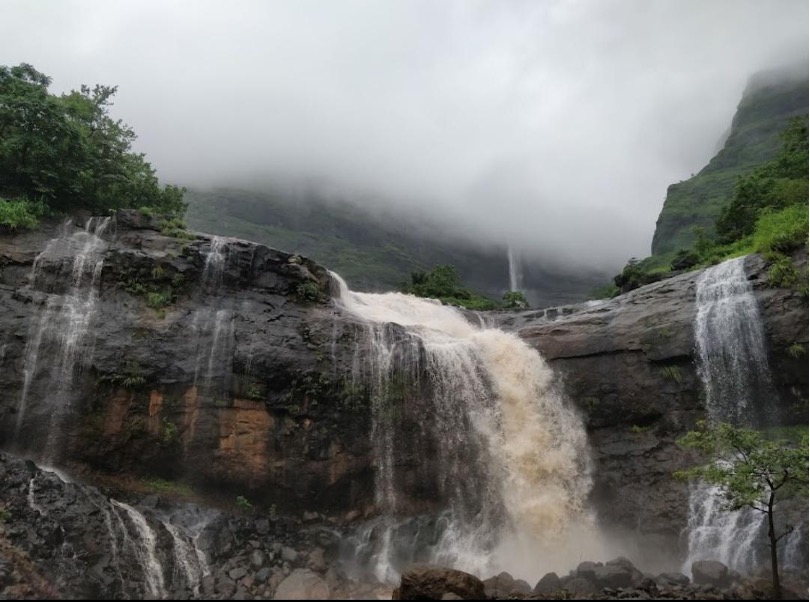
[676,421,809,599]
[502,290,528,309]
[0,63,186,220]
[403,265,497,310]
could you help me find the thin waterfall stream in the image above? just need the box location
[14,217,112,462]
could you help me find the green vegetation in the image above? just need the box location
[236,495,253,511]
[100,361,146,389]
[403,265,498,310]
[676,421,808,599]
[787,343,806,359]
[660,365,682,383]
[652,75,808,255]
[160,418,179,446]
[609,112,808,296]
[0,197,46,231]
[502,290,529,309]
[296,281,323,303]
[0,63,185,226]
[141,477,194,496]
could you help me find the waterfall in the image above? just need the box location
[161,518,210,597]
[109,500,167,599]
[191,236,235,399]
[14,217,112,461]
[694,257,774,426]
[507,246,523,292]
[332,273,602,582]
[683,256,775,573]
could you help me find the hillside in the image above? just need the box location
[651,69,808,256]
[185,187,608,307]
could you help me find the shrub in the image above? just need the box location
[768,256,799,288]
[0,197,46,231]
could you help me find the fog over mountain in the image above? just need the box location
[2,0,807,269]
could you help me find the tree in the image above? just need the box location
[0,63,186,220]
[502,290,528,309]
[676,421,808,599]
[403,265,497,310]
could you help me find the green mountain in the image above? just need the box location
[184,187,607,307]
[651,69,808,257]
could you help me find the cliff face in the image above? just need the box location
[0,214,806,562]
[651,72,808,256]
[510,252,808,547]
[0,211,374,513]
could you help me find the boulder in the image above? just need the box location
[392,565,485,600]
[592,564,634,589]
[534,572,561,595]
[273,569,330,600]
[565,576,598,596]
[691,560,730,587]
[575,560,601,581]
[483,571,531,598]
[657,571,690,586]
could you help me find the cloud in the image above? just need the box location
[2,0,807,269]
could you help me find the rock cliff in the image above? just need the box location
[508,252,808,554]
[0,214,806,588]
[0,211,374,513]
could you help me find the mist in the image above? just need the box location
[2,0,807,269]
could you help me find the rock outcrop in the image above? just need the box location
[510,252,808,558]
[0,212,374,513]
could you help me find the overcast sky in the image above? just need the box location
[2,0,807,269]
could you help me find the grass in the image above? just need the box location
[141,477,194,496]
[753,204,808,255]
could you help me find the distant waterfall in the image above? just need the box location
[683,256,775,573]
[332,273,603,582]
[15,217,112,461]
[507,247,523,292]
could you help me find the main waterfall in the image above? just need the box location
[332,273,603,582]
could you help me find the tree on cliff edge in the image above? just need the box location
[0,63,185,221]
[676,421,808,599]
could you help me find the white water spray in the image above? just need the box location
[332,273,601,581]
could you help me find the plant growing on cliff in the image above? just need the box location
[502,290,528,309]
[236,495,253,511]
[296,281,323,303]
[675,421,808,599]
[660,365,682,383]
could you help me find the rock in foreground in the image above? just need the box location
[392,565,485,600]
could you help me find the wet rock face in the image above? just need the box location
[0,452,370,601]
[0,212,374,513]
[515,254,808,551]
